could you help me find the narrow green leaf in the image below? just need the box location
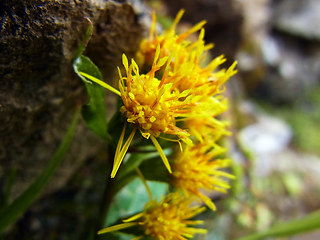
[238,210,320,240]
[2,168,17,209]
[73,55,109,141]
[72,17,93,60]
[0,110,80,233]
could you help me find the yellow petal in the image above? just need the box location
[114,124,126,165]
[171,9,185,31]
[122,54,129,72]
[79,72,120,96]
[198,193,216,211]
[97,222,138,235]
[111,127,137,178]
[150,136,172,173]
[123,212,145,223]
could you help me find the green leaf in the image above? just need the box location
[113,150,162,194]
[2,168,17,209]
[0,110,80,233]
[73,55,109,141]
[139,148,173,183]
[106,178,168,226]
[117,151,161,180]
[114,147,172,193]
[238,210,320,240]
[72,17,93,60]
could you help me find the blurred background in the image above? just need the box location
[1,0,319,239]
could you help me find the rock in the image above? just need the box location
[234,0,272,95]
[237,0,271,45]
[84,0,144,79]
[0,0,143,199]
[238,110,292,176]
[273,0,320,41]
[239,115,292,155]
[236,0,320,103]
[257,34,320,103]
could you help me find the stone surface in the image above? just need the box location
[273,0,320,40]
[0,0,143,199]
[257,34,320,103]
[236,0,320,103]
[238,108,293,176]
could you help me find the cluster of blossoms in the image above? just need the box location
[81,10,237,240]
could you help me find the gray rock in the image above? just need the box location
[238,111,292,176]
[259,35,320,103]
[0,0,143,199]
[273,0,320,40]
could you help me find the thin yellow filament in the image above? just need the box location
[136,168,154,200]
[79,72,121,96]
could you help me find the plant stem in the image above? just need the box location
[94,147,116,239]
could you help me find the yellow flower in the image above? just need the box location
[79,45,193,178]
[184,96,231,144]
[119,48,192,141]
[172,143,235,211]
[173,56,236,143]
[137,9,208,69]
[79,10,237,179]
[98,192,207,240]
[170,52,237,97]
[137,10,237,144]
[137,10,237,98]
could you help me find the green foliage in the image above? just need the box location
[238,210,320,240]
[107,178,168,226]
[73,55,109,141]
[103,178,168,240]
[140,149,172,183]
[2,168,17,209]
[72,18,93,60]
[0,110,80,234]
[286,109,320,154]
[114,147,171,195]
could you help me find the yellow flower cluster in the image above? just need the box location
[138,10,237,146]
[172,143,235,211]
[80,10,236,178]
[81,10,237,240]
[108,10,236,178]
[98,192,207,240]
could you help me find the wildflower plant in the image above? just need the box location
[74,9,237,240]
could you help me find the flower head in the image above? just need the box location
[184,96,231,144]
[172,143,234,210]
[110,45,195,178]
[119,48,192,141]
[137,10,237,145]
[137,10,237,97]
[98,192,207,240]
[137,9,207,68]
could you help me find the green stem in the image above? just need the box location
[94,147,116,239]
[0,109,80,234]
